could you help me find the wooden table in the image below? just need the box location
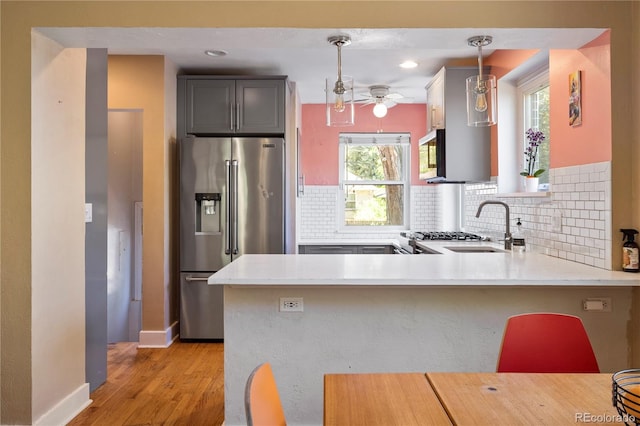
[427,372,621,425]
[323,373,452,426]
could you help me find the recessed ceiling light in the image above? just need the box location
[205,49,228,57]
[399,60,418,69]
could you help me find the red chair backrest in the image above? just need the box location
[245,362,287,426]
[497,313,600,373]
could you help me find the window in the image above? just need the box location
[518,69,550,185]
[338,133,410,229]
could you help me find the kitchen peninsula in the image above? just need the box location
[209,248,639,425]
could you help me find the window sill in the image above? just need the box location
[495,191,551,198]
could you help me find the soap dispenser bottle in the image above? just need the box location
[621,229,639,272]
[512,218,526,253]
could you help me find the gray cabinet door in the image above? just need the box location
[299,245,358,254]
[359,245,393,254]
[236,79,285,134]
[184,78,285,135]
[186,79,235,134]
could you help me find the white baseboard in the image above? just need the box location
[34,383,91,426]
[138,321,179,348]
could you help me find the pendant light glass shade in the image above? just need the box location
[326,35,355,126]
[326,75,355,126]
[466,35,497,127]
[466,74,497,126]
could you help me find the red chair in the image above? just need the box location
[496,313,600,373]
[245,362,287,426]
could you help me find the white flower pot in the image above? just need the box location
[524,176,539,192]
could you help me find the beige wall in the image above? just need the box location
[631,1,640,370]
[1,0,3,421]
[31,31,87,423]
[0,1,637,423]
[164,59,179,329]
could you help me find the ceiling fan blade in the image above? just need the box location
[383,99,399,108]
[386,93,405,100]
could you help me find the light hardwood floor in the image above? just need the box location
[68,340,225,425]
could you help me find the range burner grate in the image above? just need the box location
[413,231,484,241]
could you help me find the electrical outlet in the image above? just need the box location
[583,298,612,312]
[279,297,303,312]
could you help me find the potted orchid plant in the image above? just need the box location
[520,128,546,191]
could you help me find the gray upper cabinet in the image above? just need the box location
[179,76,286,136]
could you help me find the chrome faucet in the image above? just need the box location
[475,200,512,250]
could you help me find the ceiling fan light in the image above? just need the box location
[373,102,388,118]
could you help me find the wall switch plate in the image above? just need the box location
[279,297,303,312]
[583,298,612,312]
[85,203,93,223]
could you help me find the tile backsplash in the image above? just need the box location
[298,161,611,269]
[465,161,611,269]
[298,185,441,240]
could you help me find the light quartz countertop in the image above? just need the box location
[208,241,640,287]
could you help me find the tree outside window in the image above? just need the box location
[339,134,410,228]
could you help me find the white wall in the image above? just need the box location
[31,31,90,423]
[224,285,632,425]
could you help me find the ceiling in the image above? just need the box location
[37,27,606,104]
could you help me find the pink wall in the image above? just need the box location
[301,103,427,185]
[549,31,611,167]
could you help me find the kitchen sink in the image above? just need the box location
[443,246,505,253]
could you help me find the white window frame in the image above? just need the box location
[338,133,410,231]
[517,67,550,185]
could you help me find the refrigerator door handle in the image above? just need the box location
[232,159,239,254]
[224,160,231,255]
[236,103,241,131]
[185,275,210,282]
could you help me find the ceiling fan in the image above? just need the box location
[355,85,413,117]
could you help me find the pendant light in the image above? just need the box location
[466,35,497,127]
[326,35,355,126]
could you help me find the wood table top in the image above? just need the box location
[427,372,621,425]
[323,373,452,426]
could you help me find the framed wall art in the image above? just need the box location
[569,70,582,126]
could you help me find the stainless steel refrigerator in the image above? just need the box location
[179,136,285,339]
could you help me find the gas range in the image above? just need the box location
[396,231,489,254]
[401,231,487,241]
